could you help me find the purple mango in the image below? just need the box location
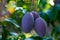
[22,13,34,33]
[34,17,47,37]
[31,11,39,20]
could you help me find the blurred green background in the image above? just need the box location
[0,0,60,40]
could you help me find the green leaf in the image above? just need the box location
[10,32,18,36]
[18,33,26,40]
[5,18,20,28]
[30,36,43,40]
[25,38,34,40]
[0,35,2,40]
[45,9,52,22]
[11,10,24,26]
[52,4,60,21]
[39,11,50,25]
[30,34,43,40]
[55,25,60,35]
[39,0,47,9]
[43,36,54,40]
[2,22,10,40]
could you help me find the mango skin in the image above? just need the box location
[22,13,34,33]
[34,17,47,37]
[31,11,39,20]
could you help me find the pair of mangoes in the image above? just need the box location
[22,11,47,37]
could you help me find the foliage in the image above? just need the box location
[0,0,60,40]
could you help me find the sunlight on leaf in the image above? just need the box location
[25,38,34,40]
[5,18,20,28]
[23,30,36,38]
[10,32,18,36]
